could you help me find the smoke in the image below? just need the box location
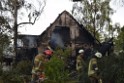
[25,36,37,48]
[17,35,38,48]
[17,39,23,47]
[50,32,64,49]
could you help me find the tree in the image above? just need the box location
[115,26,124,51]
[0,34,10,63]
[72,0,114,40]
[0,0,46,59]
[0,15,11,63]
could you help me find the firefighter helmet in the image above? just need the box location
[78,49,84,54]
[95,52,102,58]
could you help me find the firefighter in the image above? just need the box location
[44,46,53,60]
[31,50,48,83]
[76,49,86,82]
[88,52,103,83]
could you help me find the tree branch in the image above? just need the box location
[17,0,46,27]
[17,12,38,26]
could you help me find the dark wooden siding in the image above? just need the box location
[38,10,99,54]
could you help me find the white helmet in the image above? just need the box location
[78,49,84,54]
[95,52,102,58]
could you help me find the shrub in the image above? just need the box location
[0,70,23,83]
[44,48,71,83]
[98,52,124,83]
[15,60,32,75]
[115,52,124,83]
[0,60,32,83]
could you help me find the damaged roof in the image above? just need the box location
[39,10,100,45]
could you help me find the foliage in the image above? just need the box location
[44,48,71,83]
[0,16,11,62]
[0,0,46,57]
[115,52,124,83]
[98,52,124,83]
[0,0,46,24]
[72,0,114,40]
[0,48,124,83]
[77,58,90,83]
[115,26,124,50]
[15,60,32,75]
[0,34,10,63]
[0,60,32,83]
[0,70,23,83]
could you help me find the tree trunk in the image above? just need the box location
[13,0,18,62]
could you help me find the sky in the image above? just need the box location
[111,6,124,26]
[18,0,124,35]
[18,0,73,35]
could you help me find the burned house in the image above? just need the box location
[16,10,113,64]
[16,35,39,62]
[38,10,100,55]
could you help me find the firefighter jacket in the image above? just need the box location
[76,55,85,72]
[32,53,46,74]
[88,57,99,78]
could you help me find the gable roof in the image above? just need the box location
[39,10,101,45]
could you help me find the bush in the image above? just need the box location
[98,52,124,83]
[0,71,23,83]
[0,60,32,83]
[44,48,71,83]
[15,60,32,75]
[115,52,124,83]
[0,49,124,83]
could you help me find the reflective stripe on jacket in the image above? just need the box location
[76,55,85,72]
[32,54,45,73]
[88,57,98,77]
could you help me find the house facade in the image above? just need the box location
[16,35,39,62]
[38,10,100,55]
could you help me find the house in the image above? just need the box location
[16,10,113,63]
[38,10,100,56]
[16,35,39,62]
